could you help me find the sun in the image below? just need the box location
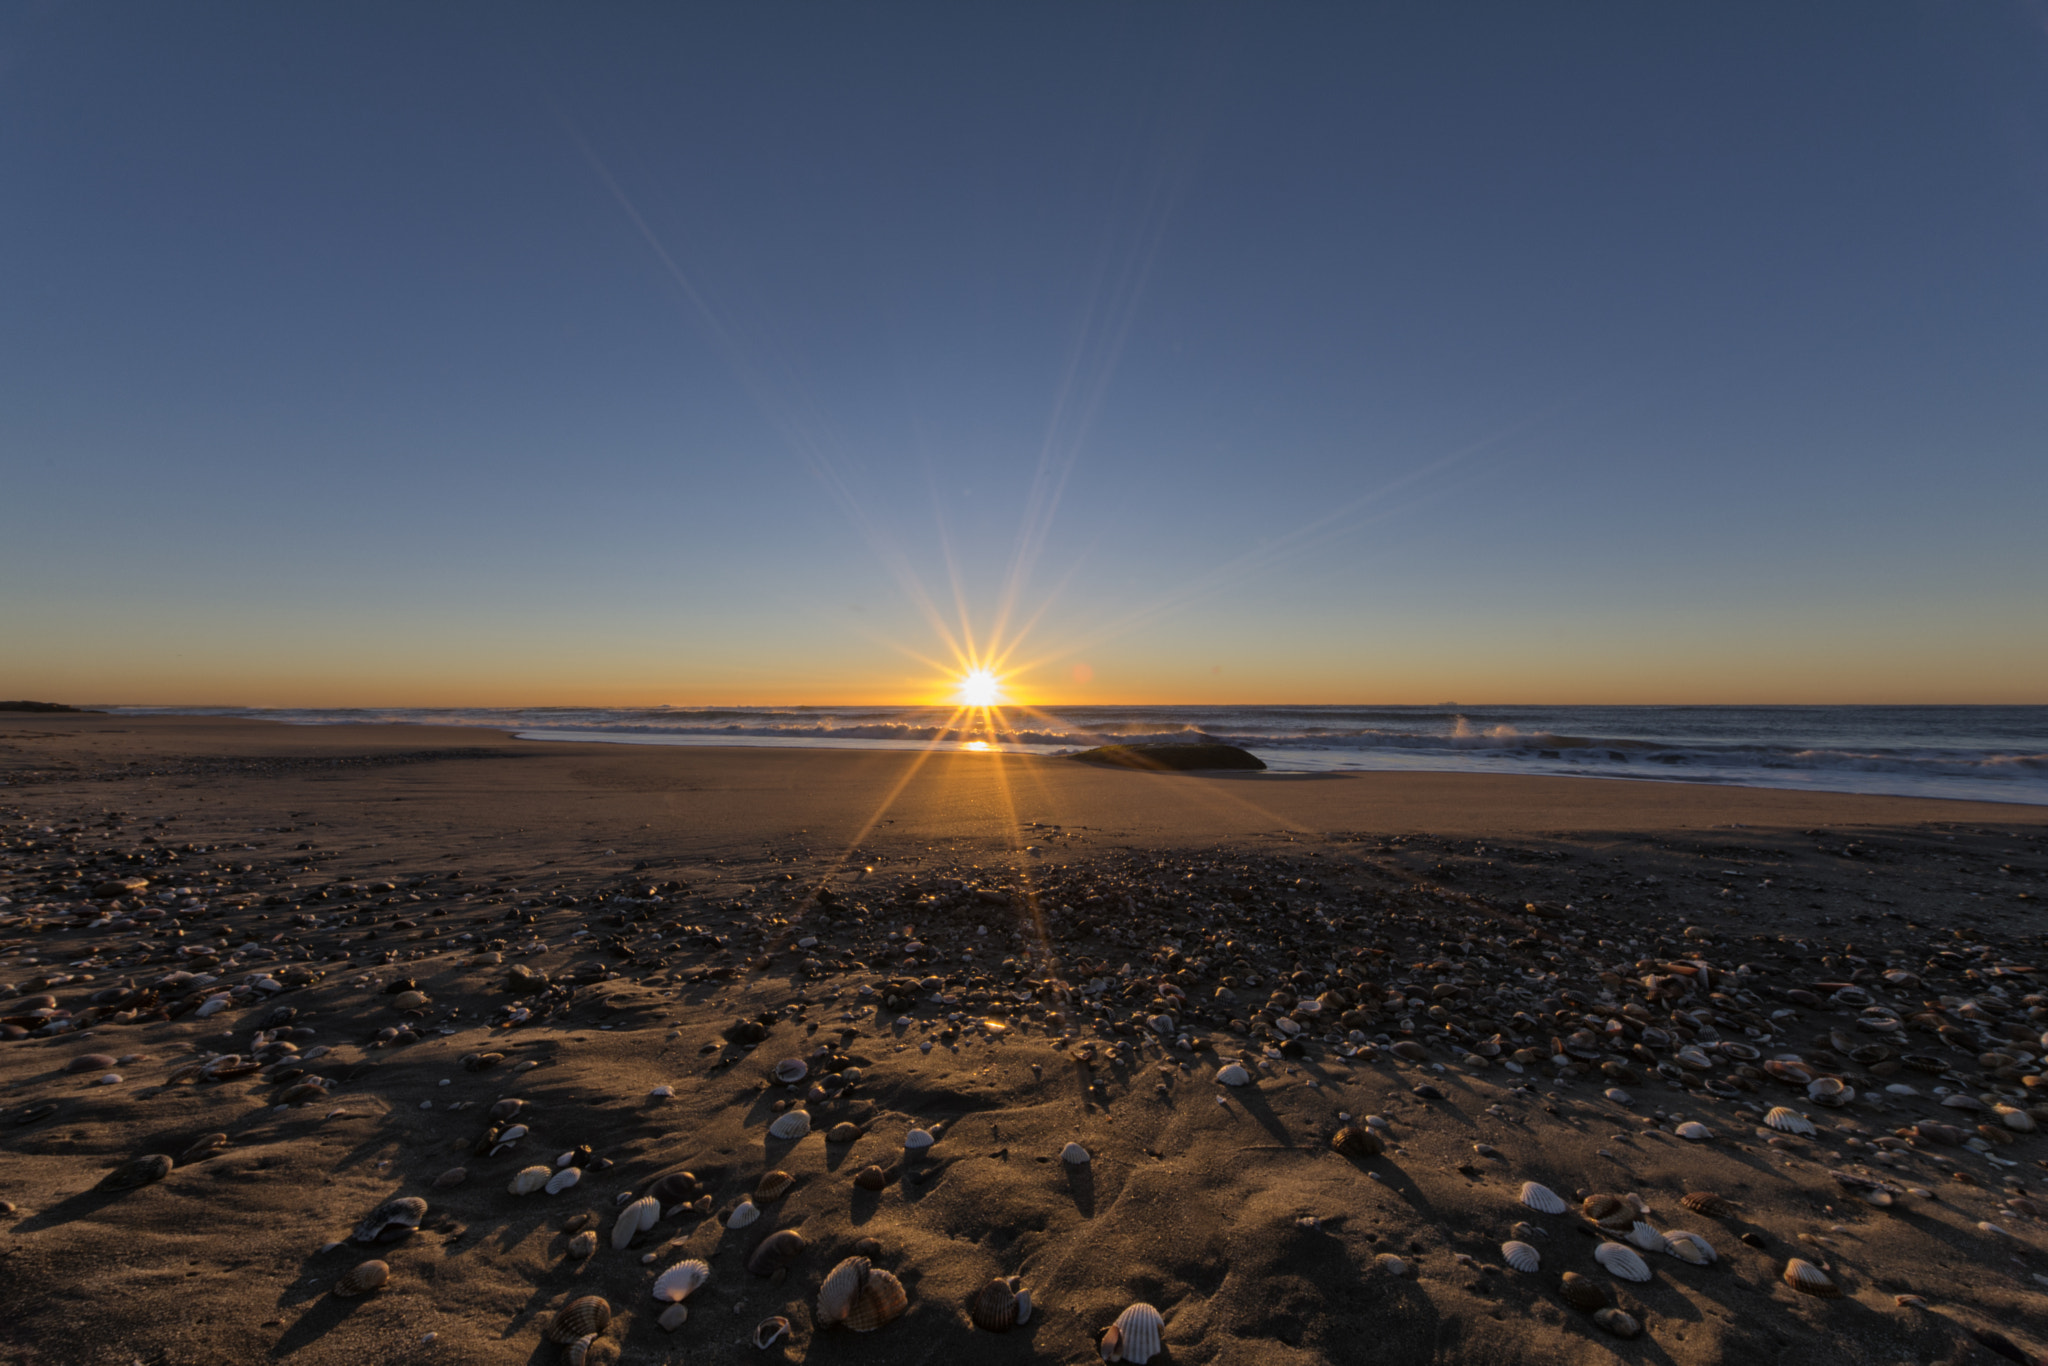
[956,668,1004,707]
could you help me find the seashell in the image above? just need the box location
[746,1228,807,1276]
[176,1133,228,1165]
[1216,1063,1252,1086]
[1764,1059,1816,1085]
[1681,1191,1732,1219]
[853,1165,889,1191]
[753,1315,790,1349]
[817,1255,870,1326]
[564,1333,619,1366]
[1580,1193,1627,1227]
[433,1166,467,1189]
[1765,1107,1816,1136]
[657,1303,689,1331]
[1783,1257,1838,1297]
[1941,1093,1985,1113]
[1520,1181,1568,1214]
[1807,1077,1853,1108]
[545,1167,581,1195]
[546,1295,612,1343]
[333,1259,389,1297]
[1999,1106,2036,1132]
[566,1230,596,1259]
[726,1199,761,1228]
[1594,1242,1651,1282]
[755,1169,797,1203]
[1098,1302,1164,1363]
[1331,1126,1383,1159]
[353,1195,426,1243]
[774,1058,809,1084]
[611,1195,659,1250]
[1558,1271,1609,1310]
[1674,1046,1714,1070]
[1626,1221,1668,1254]
[1592,1308,1641,1339]
[1374,1252,1414,1278]
[768,1110,811,1140]
[393,990,429,1010]
[648,1171,698,1207]
[971,1276,1026,1332]
[1719,1041,1760,1061]
[903,1127,934,1152]
[1501,1240,1540,1272]
[1664,1230,1716,1264]
[488,1098,526,1120]
[844,1266,908,1332]
[827,1122,862,1144]
[509,1165,552,1195]
[652,1258,710,1303]
[97,1153,174,1192]
[1674,1121,1713,1141]
[1061,1142,1091,1166]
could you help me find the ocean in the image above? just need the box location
[104,704,2048,806]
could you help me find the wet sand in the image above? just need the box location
[2,715,2046,1365]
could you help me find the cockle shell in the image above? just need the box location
[903,1128,935,1151]
[657,1303,689,1331]
[545,1167,581,1195]
[1626,1221,1668,1254]
[1998,1106,2036,1132]
[1593,1308,1641,1339]
[1331,1126,1383,1159]
[774,1058,809,1084]
[1807,1077,1854,1108]
[1783,1257,1838,1297]
[564,1333,619,1366]
[753,1315,790,1348]
[353,1195,426,1244]
[334,1259,388,1297]
[1520,1182,1568,1214]
[648,1171,698,1207]
[566,1230,596,1259]
[1674,1046,1714,1070]
[768,1110,811,1140]
[817,1256,870,1326]
[971,1276,1028,1332]
[1559,1271,1609,1310]
[1216,1063,1252,1086]
[746,1228,807,1276]
[853,1166,889,1191]
[509,1165,552,1195]
[546,1295,612,1343]
[1765,1107,1816,1136]
[1061,1142,1091,1166]
[1664,1230,1716,1264]
[652,1258,710,1303]
[845,1267,908,1331]
[611,1195,658,1250]
[1501,1240,1540,1272]
[1098,1302,1164,1363]
[828,1122,863,1143]
[98,1153,174,1192]
[1680,1191,1732,1219]
[726,1199,761,1228]
[755,1170,796,1203]
[1594,1242,1651,1282]
[1674,1121,1713,1141]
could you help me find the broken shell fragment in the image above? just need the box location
[753,1315,790,1349]
[334,1259,389,1297]
[1520,1182,1568,1215]
[1098,1302,1164,1364]
[352,1195,426,1244]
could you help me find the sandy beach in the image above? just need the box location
[4,714,2047,1366]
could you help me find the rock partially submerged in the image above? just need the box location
[1070,743,1265,772]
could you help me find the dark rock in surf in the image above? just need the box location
[1070,743,1266,772]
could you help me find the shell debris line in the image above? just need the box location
[1,734,2046,1366]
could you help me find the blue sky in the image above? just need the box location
[4,3,2045,704]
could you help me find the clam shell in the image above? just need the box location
[1216,1063,1252,1086]
[753,1315,790,1348]
[755,1170,796,1202]
[817,1256,869,1326]
[1559,1271,1609,1310]
[648,1171,698,1207]
[768,1110,811,1140]
[657,1303,689,1331]
[509,1165,551,1195]
[774,1058,809,1084]
[1592,1307,1641,1339]
[726,1199,761,1228]
[827,1122,863,1143]
[352,1195,426,1243]
[1594,1242,1651,1282]
[652,1258,710,1303]
[545,1167,581,1195]
[1783,1257,1838,1297]
[746,1227,807,1276]
[1331,1126,1383,1159]
[971,1276,1024,1332]
[1501,1240,1540,1272]
[1664,1230,1716,1264]
[1807,1077,1853,1108]
[844,1266,908,1332]
[1520,1181,1568,1215]
[333,1259,388,1297]
[1674,1121,1713,1141]
[1100,1302,1163,1363]
[903,1127,935,1151]
[1999,1107,2037,1132]
[1626,1221,1668,1254]
[853,1165,889,1191]
[546,1295,612,1343]
[1680,1191,1732,1219]
[612,1195,658,1250]
[1765,1106,1816,1136]
[97,1153,174,1192]
[1061,1142,1091,1166]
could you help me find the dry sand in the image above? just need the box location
[2,714,2047,1366]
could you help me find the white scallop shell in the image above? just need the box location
[1501,1240,1540,1272]
[1674,1121,1712,1141]
[652,1258,710,1303]
[1103,1302,1164,1364]
[768,1110,811,1140]
[545,1167,582,1195]
[903,1128,935,1151]
[612,1195,659,1250]
[1663,1230,1716,1264]
[1519,1182,1568,1214]
[1626,1221,1668,1254]
[1216,1063,1252,1086]
[508,1165,551,1195]
[1061,1142,1091,1166]
[726,1199,760,1229]
[1765,1107,1816,1135]
[1594,1242,1652,1282]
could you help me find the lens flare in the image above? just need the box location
[956,668,1003,707]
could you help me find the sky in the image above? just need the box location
[3,3,2046,707]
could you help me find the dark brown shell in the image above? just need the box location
[1680,1191,1732,1219]
[1559,1271,1609,1311]
[845,1267,908,1332]
[827,1121,863,1143]
[1330,1126,1383,1159]
[854,1164,890,1191]
[755,1169,796,1202]
[746,1228,807,1276]
[546,1295,612,1343]
[970,1277,1021,1332]
[648,1171,699,1207]
[1593,1308,1641,1338]
[98,1153,174,1191]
